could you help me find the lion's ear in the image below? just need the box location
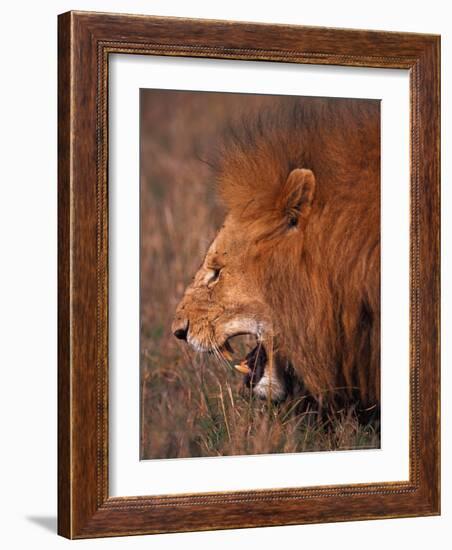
[281,168,316,228]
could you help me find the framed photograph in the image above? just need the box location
[58,11,440,538]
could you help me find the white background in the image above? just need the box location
[110,56,409,496]
[0,1,449,549]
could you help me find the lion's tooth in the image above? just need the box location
[234,362,251,375]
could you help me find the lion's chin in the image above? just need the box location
[236,343,287,402]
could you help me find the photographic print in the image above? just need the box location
[58,13,440,536]
[140,90,381,460]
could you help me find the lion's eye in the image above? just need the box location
[288,215,298,228]
[207,267,221,285]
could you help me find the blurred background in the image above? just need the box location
[140,89,379,459]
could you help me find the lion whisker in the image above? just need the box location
[215,344,233,370]
[208,334,232,370]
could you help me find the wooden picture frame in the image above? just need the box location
[58,10,440,539]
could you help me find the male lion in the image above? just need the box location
[172,97,380,419]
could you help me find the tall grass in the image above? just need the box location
[140,90,380,459]
[141,344,379,459]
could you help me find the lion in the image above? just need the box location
[172,96,380,420]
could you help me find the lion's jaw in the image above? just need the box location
[172,215,290,402]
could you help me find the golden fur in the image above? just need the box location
[173,97,380,411]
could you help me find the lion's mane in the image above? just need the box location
[217,97,380,409]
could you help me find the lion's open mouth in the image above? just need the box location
[213,334,288,402]
[238,344,268,388]
[218,336,268,388]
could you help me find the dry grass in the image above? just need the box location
[140,89,380,459]
[141,344,379,459]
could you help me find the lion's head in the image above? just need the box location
[172,98,380,410]
[172,167,315,401]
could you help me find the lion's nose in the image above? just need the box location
[173,319,189,341]
[174,327,188,341]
